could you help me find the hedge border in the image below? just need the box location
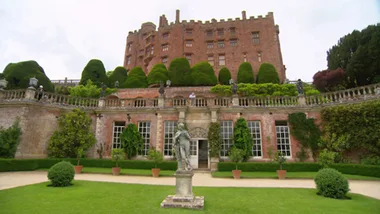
[217,162,380,178]
[0,158,177,172]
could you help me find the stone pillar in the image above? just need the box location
[242,10,247,20]
[177,107,187,123]
[158,96,164,108]
[209,107,219,123]
[175,170,194,198]
[98,98,105,107]
[232,95,239,107]
[176,9,180,23]
[210,157,219,172]
[298,95,306,106]
[0,89,4,100]
[24,88,36,100]
[155,112,163,151]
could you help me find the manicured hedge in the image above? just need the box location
[0,158,177,172]
[217,162,380,178]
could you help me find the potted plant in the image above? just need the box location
[275,151,287,179]
[229,147,244,179]
[148,149,163,177]
[111,148,125,175]
[74,148,84,174]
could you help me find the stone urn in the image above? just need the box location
[74,165,83,174]
[151,168,160,177]
[112,167,121,176]
[232,169,242,179]
[277,170,287,179]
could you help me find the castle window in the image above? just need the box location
[207,42,214,49]
[162,44,169,52]
[248,121,262,157]
[112,121,126,149]
[218,54,225,66]
[186,29,193,36]
[126,56,131,65]
[220,120,233,157]
[208,55,214,66]
[252,32,260,44]
[138,121,151,156]
[230,27,236,35]
[185,40,193,47]
[164,121,177,157]
[230,39,238,46]
[151,46,154,55]
[258,52,262,62]
[162,57,168,65]
[243,54,247,62]
[218,40,225,48]
[206,30,213,37]
[185,54,192,65]
[217,29,224,36]
[162,33,169,39]
[127,43,132,52]
[275,121,291,157]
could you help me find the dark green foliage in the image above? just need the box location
[361,156,380,165]
[108,66,128,88]
[69,80,116,98]
[218,162,323,172]
[208,122,222,158]
[256,63,280,84]
[120,123,144,159]
[47,161,75,187]
[121,66,148,88]
[0,119,22,158]
[2,60,54,92]
[79,59,109,87]
[326,24,380,88]
[190,62,218,86]
[0,158,177,172]
[314,168,349,199]
[237,62,254,83]
[232,118,252,161]
[147,63,168,86]
[229,147,244,170]
[218,67,232,85]
[211,83,299,97]
[330,163,380,178]
[168,58,192,86]
[321,100,380,156]
[288,112,321,161]
[148,150,163,168]
[48,109,96,158]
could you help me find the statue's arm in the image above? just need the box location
[173,131,181,142]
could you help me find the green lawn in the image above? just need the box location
[212,171,380,180]
[0,181,379,214]
[38,167,176,177]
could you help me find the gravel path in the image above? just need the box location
[1,171,379,200]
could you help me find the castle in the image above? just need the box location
[124,10,286,82]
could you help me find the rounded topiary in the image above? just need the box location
[256,63,280,84]
[147,63,169,86]
[218,67,232,85]
[47,161,75,187]
[314,168,349,199]
[121,66,148,88]
[79,59,109,87]
[191,62,217,86]
[168,58,192,86]
[237,62,254,83]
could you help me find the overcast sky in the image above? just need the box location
[1,0,379,82]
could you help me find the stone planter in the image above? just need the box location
[232,170,242,179]
[152,168,160,177]
[112,167,121,176]
[74,165,83,174]
[210,157,219,172]
[277,170,287,179]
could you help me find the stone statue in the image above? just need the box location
[296,79,304,95]
[159,81,165,96]
[173,123,192,171]
[100,82,107,97]
[232,82,238,95]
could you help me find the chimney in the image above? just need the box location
[242,10,247,20]
[159,15,163,27]
[176,9,180,23]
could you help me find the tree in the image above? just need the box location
[120,123,144,159]
[218,67,232,85]
[326,24,380,88]
[108,66,128,88]
[190,62,218,86]
[208,122,222,158]
[0,118,22,158]
[121,66,148,88]
[2,60,54,92]
[312,68,346,92]
[47,109,96,158]
[232,118,252,161]
[237,62,254,83]
[79,59,109,87]
[168,58,192,86]
[256,63,280,84]
[147,63,169,86]
[69,80,116,98]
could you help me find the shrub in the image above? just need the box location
[232,118,252,161]
[111,149,125,167]
[256,63,280,84]
[48,109,96,158]
[121,66,148,88]
[361,156,380,165]
[47,161,75,187]
[190,62,218,86]
[120,123,144,159]
[168,58,192,86]
[3,60,54,92]
[229,147,244,170]
[0,118,22,158]
[210,83,298,97]
[69,80,116,98]
[318,149,337,167]
[314,168,349,199]
[147,63,169,86]
[274,151,287,170]
[218,67,232,85]
[108,66,128,88]
[237,62,254,83]
[79,59,109,87]
[148,149,163,168]
[208,122,222,158]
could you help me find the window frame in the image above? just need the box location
[218,54,226,66]
[275,122,292,157]
[220,120,233,158]
[138,121,151,156]
[164,121,177,157]
[112,121,126,149]
[247,121,263,158]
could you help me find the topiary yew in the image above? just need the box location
[122,66,148,88]
[168,58,192,86]
[108,66,128,88]
[237,62,254,83]
[218,67,232,85]
[79,59,109,87]
[257,63,280,84]
[147,63,169,86]
[47,161,75,187]
[191,62,217,86]
[232,118,252,161]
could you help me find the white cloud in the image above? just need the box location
[0,0,379,81]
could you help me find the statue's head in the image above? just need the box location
[178,123,185,130]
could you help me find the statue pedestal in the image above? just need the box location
[161,170,204,210]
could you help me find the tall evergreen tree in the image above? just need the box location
[232,118,252,162]
[109,66,128,88]
[122,66,148,88]
[218,67,232,85]
[256,63,280,84]
[147,63,169,86]
[237,62,254,83]
[79,59,109,87]
[168,58,192,86]
[191,62,218,86]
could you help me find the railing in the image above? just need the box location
[1,89,26,101]
[51,79,80,86]
[239,96,298,107]
[105,98,158,108]
[37,91,99,108]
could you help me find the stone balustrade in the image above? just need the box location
[0,83,379,109]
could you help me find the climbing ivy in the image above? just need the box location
[208,122,222,158]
